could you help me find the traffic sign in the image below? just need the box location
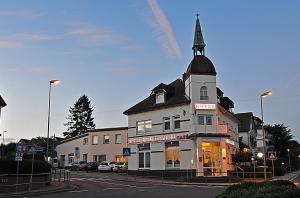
[123,148,131,156]
[29,146,44,153]
[268,151,277,160]
[15,152,23,161]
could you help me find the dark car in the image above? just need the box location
[85,162,99,172]
[71,161,87,171]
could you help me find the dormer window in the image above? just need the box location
[200,86,208,100]
[156,92,165,104]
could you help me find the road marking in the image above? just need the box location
[69,190,88,193]
[102,187,123,191]
[94,180,137,188]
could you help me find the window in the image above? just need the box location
[93,155,106,162]
[198,115,213,125]
[83,138,88,145]
[137,120,152,134]
[92,135,99,145]
[163,117,170,131]
[115,134,121,144]
[156,92,165,104]
[68,153,74,164]
[165,141,180,168]
[83,154,88,162]
[138,143,150,169]
[200,86,208,100]
[173,115,180,129]
[103,135,109,144]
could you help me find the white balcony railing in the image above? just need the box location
[191,124,228,134]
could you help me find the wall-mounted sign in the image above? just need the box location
[225,138,235,146]
[128,133,189,144]
[195,103,216,110]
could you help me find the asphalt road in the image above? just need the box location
[40,172,226,198]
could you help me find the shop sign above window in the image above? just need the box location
[195,103,216,110]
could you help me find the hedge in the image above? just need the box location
[0,159,51,174]
[217,180,300,198]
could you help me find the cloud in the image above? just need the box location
[0,40,23,48]
[0,10,42,19]
[147,0,181,58]
[69,26,124,47]
[15,33,57,41]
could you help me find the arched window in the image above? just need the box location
[200,86,208,100]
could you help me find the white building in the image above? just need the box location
[123,16,239,177]
[236,112,257,151]
[0,95,6,126]
[56,127,128,167]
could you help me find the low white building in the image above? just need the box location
[56,127,128,167]
[123,16,239,177]
[236,112,257,151]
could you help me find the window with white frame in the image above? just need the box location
[156,92,165,104]
[138,143,150,169]
[200,86,208,100]
[137,120,152,134]
[83,138,88,145]
[163,117,170,131]
[103,135,110,144]
[198,115,213,125]
[115,134,121,144]
[165,141,180,168]
[83,153,88,162]
[173,115,180,129]
[92,135,99,145]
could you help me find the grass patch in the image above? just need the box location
[217,180,300,198]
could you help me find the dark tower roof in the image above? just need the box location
[193,14,206,56]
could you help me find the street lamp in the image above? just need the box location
[1,131,7,158]
[46,80,60,160]
[260,91,272,180]
[287,148,292,172]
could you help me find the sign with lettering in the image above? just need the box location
[128,133,189,144]
[195,103,216,110]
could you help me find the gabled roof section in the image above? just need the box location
[124,79,190,115]
[235,112,253,132]
[0,95,6,107]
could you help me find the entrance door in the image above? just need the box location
[202,142,222,176]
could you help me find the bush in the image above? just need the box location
[217,180,300,198]
[0,159,51,174]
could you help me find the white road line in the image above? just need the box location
[69,190,88,193]
[102,187,123,191]
[93,180,137,188]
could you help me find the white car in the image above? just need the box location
[98,161,111,172]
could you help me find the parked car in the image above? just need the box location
[71,161,87,171]
[85,162,99,172]
[109,161,117,171]
[112,162,128,172]
[98,161,111,172]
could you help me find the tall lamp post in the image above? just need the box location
[1,130,7,158]
[260,91,272,180]
[287,148,291,172]
[46,80,60,161]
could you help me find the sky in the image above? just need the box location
[0,0,300,143]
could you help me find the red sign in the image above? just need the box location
[268,151,277,160]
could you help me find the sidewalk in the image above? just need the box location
[273,170,300,181]
[0,181,77,198]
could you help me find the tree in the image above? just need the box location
[64,95,95,138]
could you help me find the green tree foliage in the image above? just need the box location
[64,95,95,138]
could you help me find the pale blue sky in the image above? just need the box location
[0,0,299,142]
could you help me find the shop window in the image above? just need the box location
[163,117,170,131]
[202,142,222,176]
[173,115,180,129]
[83,138,88,145]
[200,86,208,100]
[115,134,121,144]
[198,115,213,125]
[92,135,99,145]
[165,141,180,168]
[138,143,150,169]
[137,120,152,134]
[103,135,110,144]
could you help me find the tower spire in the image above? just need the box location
[192,14,206,56]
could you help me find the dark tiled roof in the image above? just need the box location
[123,79,191,115]
[0,95,6,107]
[235,112,253,132]
[183,55,216,80]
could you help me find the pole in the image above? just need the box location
[254,160,256,181]
[260,96,267,180]
[272,159,274,178]
[288,151,291,172]
[16,160,19,192]
[29,149,35,191]
[46,82,52,160]
[1,131,6,159]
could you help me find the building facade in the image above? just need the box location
[236,112,257,151]
[0,95,6,127]
[123,16,239,177]
[56,127,128,167]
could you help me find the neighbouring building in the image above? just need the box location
[56,127,128,167]
[236,112,257,151]
[123,16,239,177]
[0,95,7,126]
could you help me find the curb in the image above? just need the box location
[0,184,78,198]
